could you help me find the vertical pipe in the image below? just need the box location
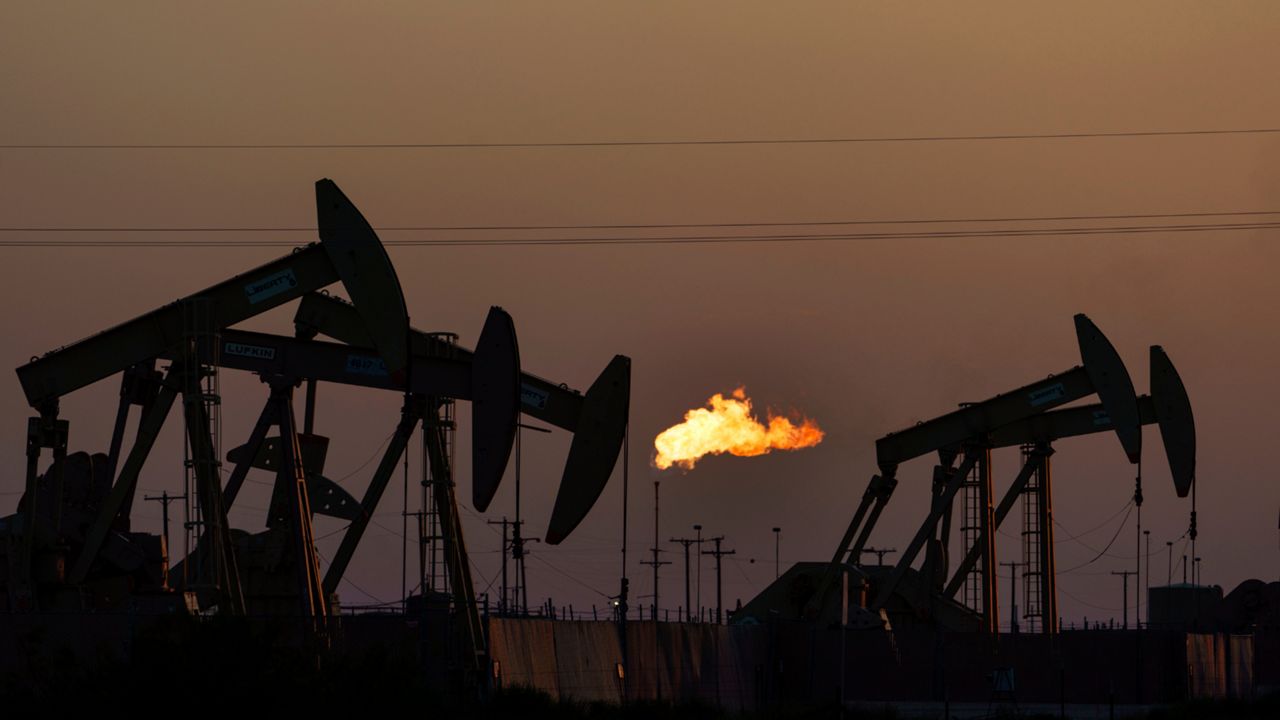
[715,537,723,624]
[19,427,40,608]
[695,524,702,616]
[1143,530,1151,626]
[653,481,660,614]
[501,519,509,614]
[1038,446,1059,634]
[619,421,630,619]
[514,424,521,612]
[401,416,409,611]
[684,542,691,622]
[978,445,999,634]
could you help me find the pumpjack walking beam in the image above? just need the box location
[23,179,410,610]
[16,180,408,408]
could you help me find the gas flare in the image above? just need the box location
[653,388,824,470]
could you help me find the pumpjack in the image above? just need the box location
[2,179,632,670]
[736,315,1195,634]
[5,179,408,618]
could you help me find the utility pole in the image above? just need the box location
[1143,530,1151,625]
[640,481,670,618]
[702,536,735,624]
[620,423,629,623]
[1167,541,1173,585]
[144,490,186,586]
[487,517,511,614]
[669,535,698,622]
[1134,470,1144,630]
[514,422,550,615]
[1112,570,1137,629]
[696,520,706,617]
[772,527,781,580]
[861,546,897,566]
[1000,561,1027,633]
[511,519,539,615]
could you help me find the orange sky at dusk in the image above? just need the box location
[3,3,1279,624]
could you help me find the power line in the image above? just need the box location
[1058,504,1135,575]
[1,220,1277,248]
[5,209,1280,233]
[4,126,1279,150]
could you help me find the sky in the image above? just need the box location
[2,2,1279,628]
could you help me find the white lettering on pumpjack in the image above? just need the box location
[1092,409,1112,426]
[244,269,298,305]
[521,383,550,410]
[345,355,388,377]
[1027,382,1066,407]
[223,342,276,361]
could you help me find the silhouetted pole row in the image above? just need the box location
[669,535,698,622]
[702,536,735,624]
[640,480,670,615]
[1112,570,1137,629]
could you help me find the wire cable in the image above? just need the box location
[2,219,1278,248]
[5,126,1279,150]
[6,208,1280,233]
[1058,503,1134,574]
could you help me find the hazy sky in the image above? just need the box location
[3,3,1279,627]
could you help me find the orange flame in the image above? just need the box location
[653,388,824,470]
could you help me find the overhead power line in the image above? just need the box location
[0,220,1277,248]
[4,209,1280,234]
[3,127,1279,150]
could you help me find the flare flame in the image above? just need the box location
[653,388,824,470]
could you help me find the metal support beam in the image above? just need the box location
[181,372,245,615]
[221,397,278,510]
[321,398,421,596]
[422,401,484,675]
[850,474,898,562]
[105,387,132,494]
[828,478,881,567]
[804,472,896,620]
[870,449,981,613]
[936,457,958,586]
[942,450,1043,599]
[272,382,329,632]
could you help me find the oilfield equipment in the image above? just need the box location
[1,180,631,666]
[738,314,1196,635]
